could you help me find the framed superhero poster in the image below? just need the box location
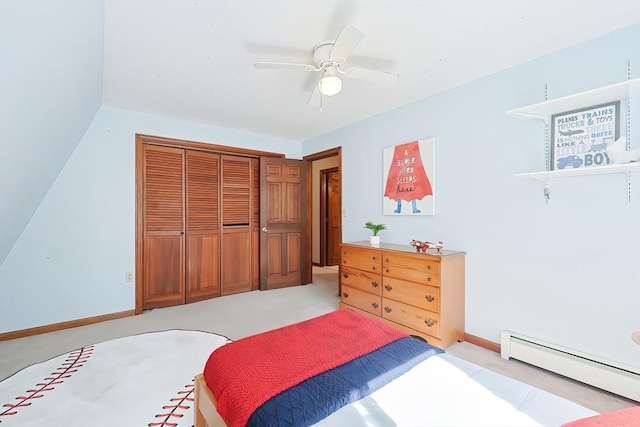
[550,102,619,170]
[383,137,435,215]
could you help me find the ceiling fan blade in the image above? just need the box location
[343,67,399,84]
[329,26,365,64]
[254,62,318,72]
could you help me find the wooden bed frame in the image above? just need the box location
[194,374,226,427]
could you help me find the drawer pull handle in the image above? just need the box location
[342,273,348,278]
[344,260,348,264]
[372,256,377,260]
[384,306,392,313]
[427,265,431,270]
[385,258,390,262]
[372,302,379,309]
[372,266,376,271]
[425,294,434,302]
[384,284,392,291]
[342,292,349,298]
[371,281,379,288]
[427,277,432,282]
[425,319,434,327]
[386,268,390,273]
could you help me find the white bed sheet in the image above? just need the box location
[315,353,597,427]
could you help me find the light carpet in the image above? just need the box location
[0,330,229,426]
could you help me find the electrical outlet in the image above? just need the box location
[632,331,640,345]
[125,271,134,283]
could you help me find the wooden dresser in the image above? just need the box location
[339,241,465,349]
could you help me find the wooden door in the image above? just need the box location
[185,151,220,303]
[142,145,185,309]
[251,158,260,290]
[327,171,341,265]
[260,157,307,290]
[220,155,252,295]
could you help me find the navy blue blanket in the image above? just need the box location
[247,336,443,427]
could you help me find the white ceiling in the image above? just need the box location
[103,0,640,141]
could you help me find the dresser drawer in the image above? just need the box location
[341,246,383,263]
[382,277,440,313]
[383,253,440,284]
[342,256,382,275]
[341,285,382,316]
[339,304,445,349]
[341,266,382,296]
[381,298,440,338]
[383,252,440,274]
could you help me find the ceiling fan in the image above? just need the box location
[254,26,399,106]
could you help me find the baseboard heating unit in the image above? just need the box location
[500,331,640,402]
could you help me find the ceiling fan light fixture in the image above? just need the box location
[318,75,342,96]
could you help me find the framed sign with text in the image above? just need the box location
[383,138,436,215]
[550,102,619,170]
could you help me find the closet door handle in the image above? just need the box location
[261,227,268,233]
[180,231,184,235]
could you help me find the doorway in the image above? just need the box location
[320,167,340,266]
[303,147,341,287]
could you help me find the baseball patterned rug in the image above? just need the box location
[0,330,230,426]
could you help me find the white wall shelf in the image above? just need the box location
[508,75,639,202]
[507,78,640,121]
[515,163,640,182]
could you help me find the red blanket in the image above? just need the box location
[203,310,407,427]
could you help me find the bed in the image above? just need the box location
[194,310,602,427]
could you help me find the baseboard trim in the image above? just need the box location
[465,333,501,353]
[0,310,136,341]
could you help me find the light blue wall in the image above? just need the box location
[0,0,105,265]
[303,25,640,368]
[0,106,301,333]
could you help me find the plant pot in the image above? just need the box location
[370,235,380,245]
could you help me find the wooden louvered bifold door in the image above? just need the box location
[185,151,220,303]
[220,155,252,295]
[142,145,185,310]
[251,158,260,290]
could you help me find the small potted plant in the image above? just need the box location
[364,221,386,246]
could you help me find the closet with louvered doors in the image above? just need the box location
[138,134,270,311]
[141,146,221,309]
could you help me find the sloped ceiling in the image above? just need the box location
[103,1,640,140]
[0,1,104,264]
